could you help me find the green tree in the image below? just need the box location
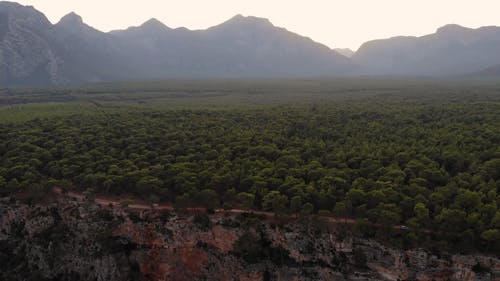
[481,229,500,242]
[82,188,95,203]
[455,189,482,211]
[197,189,218,209]
[301,202,314,216]
[413,202,430,226]
[0,176,6,189]
[262,191,288,215]
[333,202,348,223]
[290,195,302,217]
[237,192,255,211]
[490,211,500,229]
[347,188,366,207]
[483,158,500,180]
[481,229,500,252]
[378,210,401,226]
[436,208,467,233]
[137,176,163,194]
[7,179,20,191]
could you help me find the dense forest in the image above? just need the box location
[0,80,499,254]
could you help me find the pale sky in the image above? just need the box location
[15,0,500,50]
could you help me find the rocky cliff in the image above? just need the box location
[0,196,498,281]
[0,2,65,86]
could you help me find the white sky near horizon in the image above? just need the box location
[14,0,500,50]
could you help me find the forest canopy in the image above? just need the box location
[0,79,499,253]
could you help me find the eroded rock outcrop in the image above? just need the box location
[0,2,66,86]
[0,197,498,281]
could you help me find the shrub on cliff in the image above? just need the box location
[233,231,295,266]
[193,213,211,230]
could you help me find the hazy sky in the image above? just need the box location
[15,0,500,50]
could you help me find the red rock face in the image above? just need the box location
[113,216,220,281]
[167,248,208,281]
[208,225,240,254]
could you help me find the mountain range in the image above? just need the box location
[353,24,500,76]
[1,1,500,86]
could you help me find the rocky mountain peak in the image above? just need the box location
[436,24,471,35]
[139,18,171,31]
[0,1,52,28]
[58,12,84,26]
[55,11,98,35]
[0,1,25,11]
[215,14,273,29]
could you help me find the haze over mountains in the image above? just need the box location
[353,24,500,76]
[1,1,500,86]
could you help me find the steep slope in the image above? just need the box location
[53,12,139,82]
[0,2,64,86]
[353,24,500,76]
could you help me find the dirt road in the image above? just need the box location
[54,188,407,230]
